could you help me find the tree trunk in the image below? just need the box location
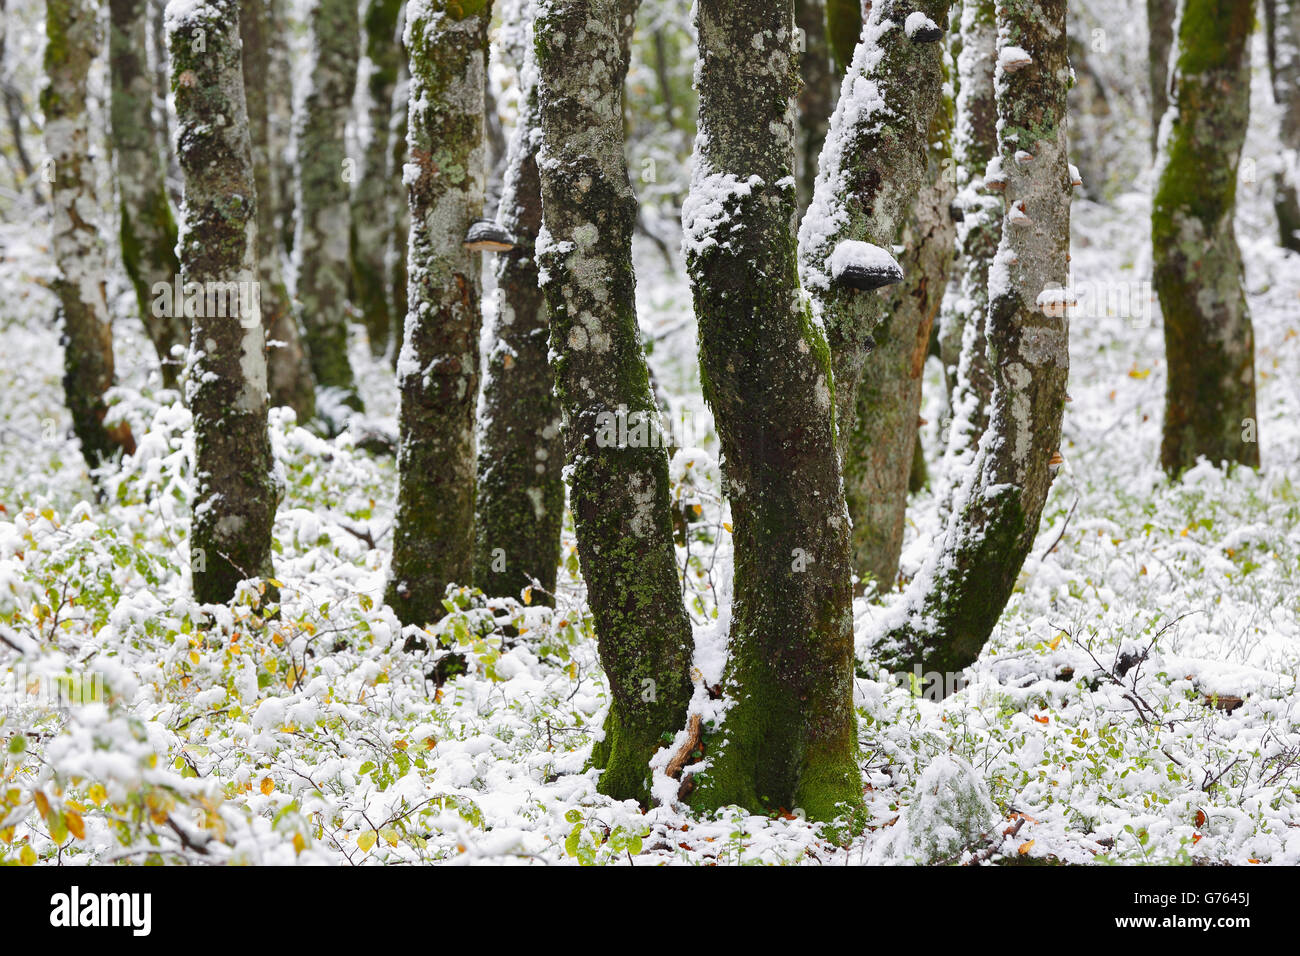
[685,0,862,825]
[798,0,953,463]
[294,0,361,411]
[109,0,186,387]
[168,0,280,604]
[241,0,317,422]
[871,0,1072,688]
[385,0,492,627]
[1147,0,1175,158]
[1153,0,1258,475]
[350,0,404,356]
[795,0,834,218]
[387,55,410,369]
[267,0,295,255]
[534,0,694,805]
[826,0,861,72]
[474,2,564,604]
[1263,0,1300,252]
[844,98,955,589]
[934,0,999,513]
[43,0,135,471]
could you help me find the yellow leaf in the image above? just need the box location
[259,776,274,796]
[189,651,200,666]
[1018,840,1035,855]
[357,830,377,852]
[65,809,85,840]
[522,587,532,605]
[293,832,306,855]
[32,791,50,821]
[19,844,36,865]
[723,522,733,533]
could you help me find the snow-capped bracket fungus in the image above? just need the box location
[904,11,944,43]
[829,239,905,291]
[463,219,516,252]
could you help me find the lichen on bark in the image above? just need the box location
[1152,0,1258,475]
[533,0,694,805]
[168,0,280,604]
[385,0,493,628]
[43,0,135,472]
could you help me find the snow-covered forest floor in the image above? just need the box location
[3,22,1300,864]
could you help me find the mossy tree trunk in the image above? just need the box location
[798,0,953,462]
[241,0,317,421]
[386,54,410,369]
[795,0,834,218]
[1146,0,1175,158]
[168,0,280,603]
[350,0,404,356]
[534,0,694,805]
[294,0,361,412]
[1263,0,1300,252]
[1153,0,1258,475]
[934,0,999,512]
[474,2,564,604]
[844,97,956,589]
[684,0,862,825]
[871,0,1072,688]
[109,0,186,387]
[43,0,135,471]
[385,0,492,627]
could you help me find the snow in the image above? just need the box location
[904,12,939,41]
[828,239,903,282]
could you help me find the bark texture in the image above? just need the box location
[294,0,361,409]
[534,0,694,805]
[798,0,953,460]
[109,0,186,387]
[934,0,999,511]
[871,0,1072,687]
[685,0,862,824]
[386,0,492,627]
[1146,0,1175,157]
[826,0,862,71]
[473,4,564,603]
[241,0,317,421]
[350,0,404,355]
[168,0,280,603]
[1153,0,1258,475]
[1263,0,1300,252]
[795,0,834,217]
[845,100,955,589]
[43,0,134,471]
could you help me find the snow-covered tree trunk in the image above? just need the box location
[241,0,316,421]
[385,0,492,627]
[871,0,1072,687]
[798,0,953,460]
[933,0,999,510]
[1263,0,1300,252]
[350,0,403,355]
[1147,0,1175,157]
[294,0,361,411]
[844,99,955,589]
[795,0,834,217]
[1153,0,1258,475]
[109,0,186,387]
[167,0,280,603]
[43,0,135,470]
[534,0,694,805]
[473,4,564,604]
[685,0,862,825]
